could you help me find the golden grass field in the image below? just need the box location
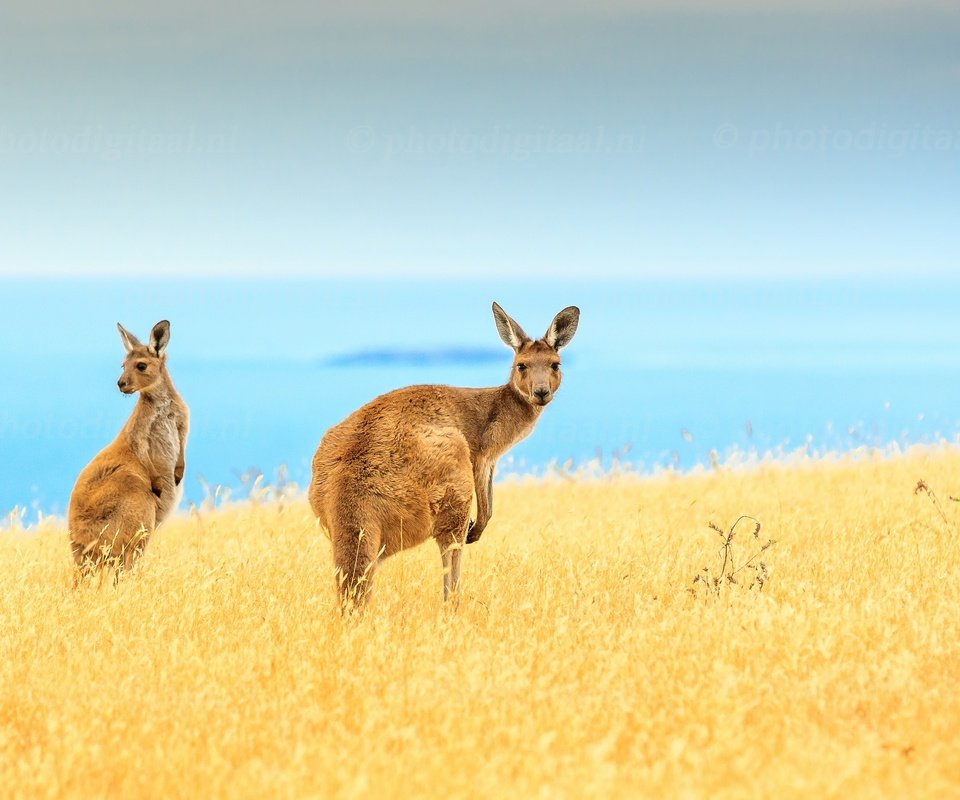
[2,447,959,799]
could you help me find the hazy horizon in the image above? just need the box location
[3,276,959,516]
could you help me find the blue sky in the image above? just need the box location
[0,0,957,279]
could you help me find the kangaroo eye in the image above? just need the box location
[516,363,527,373]
[136,363,147,372]
[551,363,560,372]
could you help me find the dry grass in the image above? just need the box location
[2,447,960,799]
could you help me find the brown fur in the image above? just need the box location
[68,320,189,574]
[309,303,579,608]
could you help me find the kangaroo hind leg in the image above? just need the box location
[433,487,472,603]
[332,521,382,612]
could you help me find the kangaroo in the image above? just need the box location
[309,302,579,608]
[68,320,189,574]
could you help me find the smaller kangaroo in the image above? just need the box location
[309,302,580,608]
[69,320,189,574]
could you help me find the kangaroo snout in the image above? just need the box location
[117,378,131,393]
[533,387,551,404]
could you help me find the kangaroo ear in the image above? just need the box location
[117,323,142,353]
[544,306,580,350]
[492,302,530,352]
[149,320,171,356]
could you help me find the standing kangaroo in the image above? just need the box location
[69,320,189,573]
[309,302,579,607]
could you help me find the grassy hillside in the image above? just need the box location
[2,449,959,798]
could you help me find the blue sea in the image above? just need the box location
[2,279,959,518]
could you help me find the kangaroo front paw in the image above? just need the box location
[466,520,481,544]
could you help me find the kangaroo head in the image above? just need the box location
[492,302,580,407]
[116,320,171,395]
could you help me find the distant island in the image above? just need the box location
[322,347,504,367]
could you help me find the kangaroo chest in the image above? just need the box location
[482,411,538,462]
[132,406,181,475]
